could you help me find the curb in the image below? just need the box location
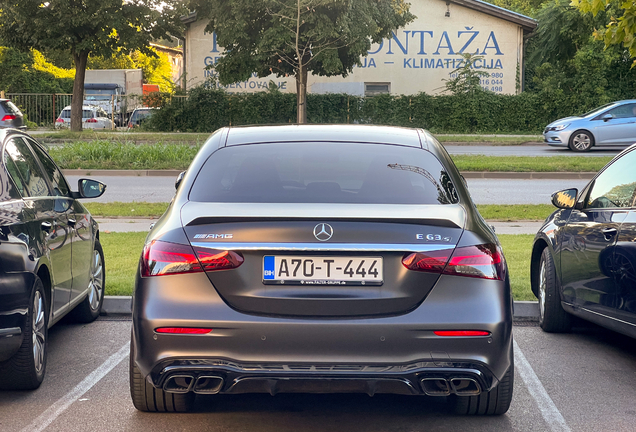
[62,169,184,177]
[64,169,596,180]
[460,171,596,180]
[102,296,539,319]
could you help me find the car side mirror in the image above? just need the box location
[602,113,613,122]
[175,171,186,190]
[551,188,578,209]
[76,179,106,199]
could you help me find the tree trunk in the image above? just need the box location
[295,66,308,124]
[71,51,89,132]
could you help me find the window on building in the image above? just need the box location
[365,83,391,96]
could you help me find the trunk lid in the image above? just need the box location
[181,202,465,318]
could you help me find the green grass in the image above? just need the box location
[452,155,611,172]
[87,202,554,221]
[46,140,610,172]
[101,231,146,296]
[476,204,554,221]
[40,131,210,144]
[498,234,534,301]
[436,135,542,145]
[100,231,536,301]
[48,140,200,170]
[85,202,170,218]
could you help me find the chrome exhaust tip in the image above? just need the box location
[193,376,224,394]
[420,378,451,396]
[449,378,481,396]
[163,375,194,393]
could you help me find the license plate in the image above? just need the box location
[263,256,383,286]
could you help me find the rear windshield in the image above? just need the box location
[189,143,458,204]
[2,101,21,114]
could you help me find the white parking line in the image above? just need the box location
[21,343,129,432]
[514,339,571,432]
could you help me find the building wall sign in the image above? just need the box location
[184,0,535,96]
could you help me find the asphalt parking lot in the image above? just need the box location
[1,318,634,432]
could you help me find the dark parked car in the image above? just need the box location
[131,125,514,415]
[127,108,156,129]
[0,129,106,390]
[531,143,636,336]
[0,99,26,130]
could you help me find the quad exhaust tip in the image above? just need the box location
[163,374,224,394]
[420,377,481,396]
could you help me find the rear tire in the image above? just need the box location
[538,248,572,333]
[129,341,195,412]
[0,277,48,390]
[453,359,514,415]
[69,240,105,323]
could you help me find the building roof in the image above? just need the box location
[447,0,537,32]
[183,1,537,32]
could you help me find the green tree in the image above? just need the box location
[89,49,176,92]
[444,53,490,95]
[190,0,414,123]
[0,1,183,131]
[572,0,636,60]
[524,0,636,113]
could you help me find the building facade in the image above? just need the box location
[183,0,536,96]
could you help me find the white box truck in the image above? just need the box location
[84,69,143,125]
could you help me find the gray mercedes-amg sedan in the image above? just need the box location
[130,125,513,415]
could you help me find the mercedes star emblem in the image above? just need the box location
[313,223,333,241]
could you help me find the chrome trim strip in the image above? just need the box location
[191,242,455,252]
[577,306,636,328]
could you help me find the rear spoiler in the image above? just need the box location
[181,203,466,229]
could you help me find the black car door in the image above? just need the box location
[4,137,74,318]
[559,148,636,315]
[26,138,92,305]
[609,207,636,325]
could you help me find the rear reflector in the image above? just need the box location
[1,114,16,121]
[403,243,505,280]
[155,327,212,334]
[141,240,243,277]
[434,330,491,337]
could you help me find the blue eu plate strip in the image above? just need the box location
[263,256,275,280]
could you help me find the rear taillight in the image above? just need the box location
[85,118,98,123]
[402,250,451,273]
[141,240,243,277]
[403,243,505,280]
[1,114,16,121]
[56,118,64,123]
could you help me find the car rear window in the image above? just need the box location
[189,142,458,204]
[1,101,20,114]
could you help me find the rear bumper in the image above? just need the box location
[133,272,513,395]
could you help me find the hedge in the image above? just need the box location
[144,86,598,134]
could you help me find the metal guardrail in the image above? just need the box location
[4,93,185,128]
[6,93,72,127]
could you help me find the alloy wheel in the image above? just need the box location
[88,249,104,311]
[32,290,46,374]
[538,258,546,321]
[571,133,591,151]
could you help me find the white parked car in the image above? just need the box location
[55,105,114,130]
